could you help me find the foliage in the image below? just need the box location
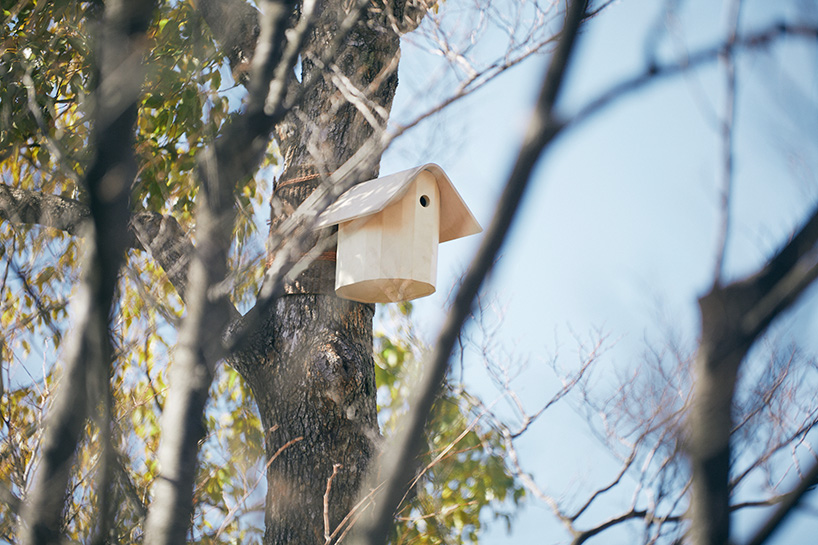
[7,0,818,544]
[0,6,523,544]
[1,1,269,542]
[0,302,524,545]
[375,304,525,545]
[1,0,91,186]
[0,0,90,375]
[0,0,561,541]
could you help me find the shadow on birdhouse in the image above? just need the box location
[314,164,481,303]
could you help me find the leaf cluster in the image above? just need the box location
[375,305,525,545]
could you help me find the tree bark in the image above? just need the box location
[232,296,378,544]
[3,0,411,541]
[253,2,401,542]
[198,0,403,543]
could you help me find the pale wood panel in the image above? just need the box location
[334,175,441,303]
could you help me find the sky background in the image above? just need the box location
[378,0,818,543]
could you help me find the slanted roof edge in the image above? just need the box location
[313,163,482,243]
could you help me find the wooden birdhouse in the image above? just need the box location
[314,164,481,303]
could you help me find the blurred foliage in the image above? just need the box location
[0,1,270,542]
[375,303,526,545]
[0,1,520,544]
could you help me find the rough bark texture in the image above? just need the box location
[197,0,404,543]
[3,0,408,541]
[0,185,90,236]
[144,1,301,539]
[131,212,196,301]
[688,288,749,545]
[191,0,261,83]
[249,1,402,541]
[0,185,198,302]
[233,297,377,544]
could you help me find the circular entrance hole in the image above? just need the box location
[419,195,430,207]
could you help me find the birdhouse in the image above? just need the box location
[313,164,481,303]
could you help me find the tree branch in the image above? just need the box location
[0,482,21,516]
[19,1,156,543]
[130,212,196,304]
[191,0,261,83]
[571,23,818,131]
[746,458,818,545]
[143,1,304,542]
[712,0,741,285]
[0,184,212,311]
[573,508,684,545]
[349,2,588,545]
[689,204,818,545]
[0,185,90,237]
[737,205,818,340]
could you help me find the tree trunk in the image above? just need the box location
[235,296,378,544]
[224,1,402,542]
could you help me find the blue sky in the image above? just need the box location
[381,0,818,542]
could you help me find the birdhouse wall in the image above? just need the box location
[334,171,441,303]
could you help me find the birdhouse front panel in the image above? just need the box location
[335,171,440,303]
[313,164,482,304]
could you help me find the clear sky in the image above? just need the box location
[382,0,818,543]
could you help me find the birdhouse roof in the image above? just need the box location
[314,164,482,243]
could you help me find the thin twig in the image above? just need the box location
[214,436,303,538]
[713,0,742,285]
[324,463,342,544]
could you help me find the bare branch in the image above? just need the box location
[689,173,818,545]
[19,1,156,543]
[571,23,818,131]
[573,508,684,545]
[712,0,742,285]
[746,458,818,545]
[324,463,342,544]
[349,2,589,544]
